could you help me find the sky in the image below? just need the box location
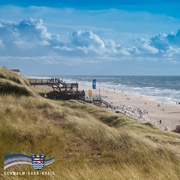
[0,1,180,75]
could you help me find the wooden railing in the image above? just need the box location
[28,78,63,86]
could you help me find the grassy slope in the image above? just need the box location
[0,66,35,96]
[0,67,180,180]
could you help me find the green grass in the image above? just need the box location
[0,66,180,180]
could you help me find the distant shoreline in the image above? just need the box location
[80,85,180,131]
[27,76,180,131]
[26,75,180,105]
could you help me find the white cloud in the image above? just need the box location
[71,30,105,49]
[0,18,180,64]
[166,30,180,46]
[0,18,62,56]
[149,30,180,58]
[164,46,180,57]
[0,39,4,47]
[54,46,72,51]
[139,43,159,54]
[150,33,169,51]
[40,40,50,46]
[0,19,112,58]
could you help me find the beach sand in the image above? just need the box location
[80,86,180,131]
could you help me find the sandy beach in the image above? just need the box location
[80,86,180,131]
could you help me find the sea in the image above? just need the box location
[33,75,180,104]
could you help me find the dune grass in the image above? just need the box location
[0,66,30,86]
[0,66,180,180]
[0,66,35,96]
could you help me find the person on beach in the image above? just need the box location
[158,120,162,125]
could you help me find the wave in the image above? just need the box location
[67,79,180,104]
[30,75,180,104]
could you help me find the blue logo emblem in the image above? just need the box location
[4,154,55,170]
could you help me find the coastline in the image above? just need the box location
[80,85,180,131]
[26,75,180,131]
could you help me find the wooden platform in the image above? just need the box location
[28,78,85,100]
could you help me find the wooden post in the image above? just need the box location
[99,80,100,99]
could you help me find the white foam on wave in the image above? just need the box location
[96,82,180,104]
[77,79,180,104]
[35,76,180,104]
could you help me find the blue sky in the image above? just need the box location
[0,1,180,75]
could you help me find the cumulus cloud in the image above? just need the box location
[69,30,112,56]
[0,18,180,63]
[164,46,180,57]
[0,18,121,59]
[0,19,109,58]
[0,19,54,56]
[167,30,180,45]
[149,30,180,58]
[150,33,169,51]
[71,30,105,49]
[139,43,159,54]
